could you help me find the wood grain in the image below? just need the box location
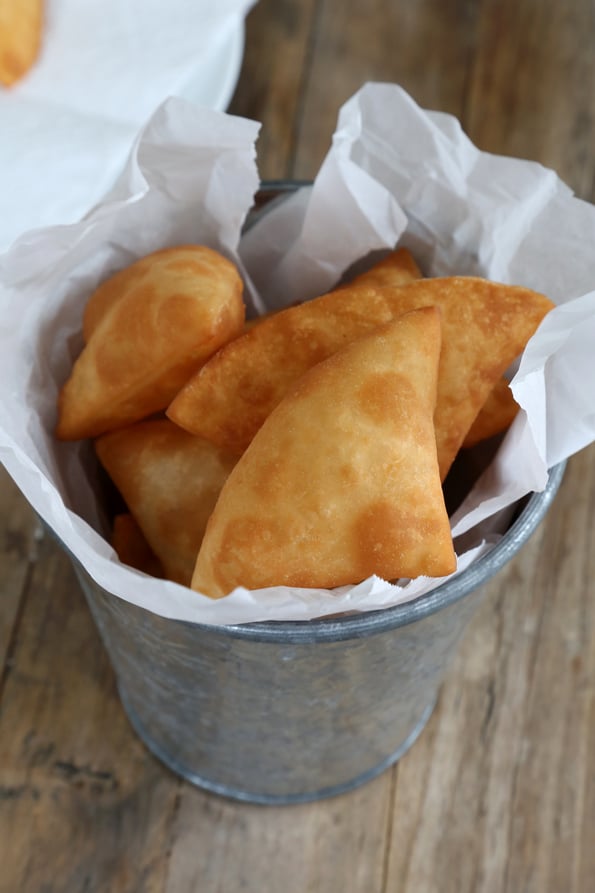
[163,776,392,893]
[0,532,182,893]
[386,447,595,893]
[465,0,595,198]
[228,0,318,178]
[2,0,595,890]
[0,474,39,670]
[293,0,481,179]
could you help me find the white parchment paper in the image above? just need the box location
[1,82,595,625]
[0,0,255,251]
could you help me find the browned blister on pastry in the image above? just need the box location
[167,284,399,453]
[56,246,244,440]
[111,513,164,579]
[191,307,456,599]
[96,419,237,586]
[0,0,43,87]
[462,376,520,448]
[168,276,553,478]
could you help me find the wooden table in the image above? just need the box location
[2,1,595,890]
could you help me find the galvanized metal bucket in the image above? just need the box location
[69,461,565,804]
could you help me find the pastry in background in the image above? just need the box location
[339,246,423,289]
[0,0,43,87]
[463,376,520,448]
[111,513,164,579]
[96,419,238,587]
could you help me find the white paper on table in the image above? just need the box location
[0,0,255,251]
[1,82,595,626]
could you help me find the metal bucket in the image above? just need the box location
[69,461,565,804]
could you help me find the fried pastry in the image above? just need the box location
[168,276,553,478]
[96,419,237,586]
[0,0,43,87]
[340,246,422,289]
[111,513,164,578]
[56,246,244,440]
[191,307,456,598]
[462,376,520,448]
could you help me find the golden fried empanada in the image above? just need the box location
[192,307,456,598]
[341,247,423,289]
[168,277,553,478]
[56,246,244,441]
[462,376,520,448]
[96,419,237,586]
[111,513,164,578]
[0,0,43,87]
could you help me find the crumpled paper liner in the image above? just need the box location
[1,83,594,625]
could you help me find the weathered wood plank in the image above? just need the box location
[464,0,595,200]
[0,470,40,670]
[164,775,393,893]
[385,447,595,893]
[293,0,481,179]
[502,447,595,893]
[0,535,182,893]
[228,0,318,179]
